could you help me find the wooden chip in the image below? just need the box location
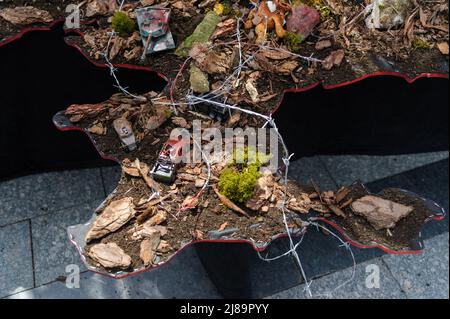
[135,158,161,192]
[328,204,346,218]
[212,186,250,218]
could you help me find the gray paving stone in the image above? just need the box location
[382,233,449,299]
[320,152,449,186]
[288,156,337,190]
[8,246,221,299]
[268,258,407,299]
[0,168,104,226]
[31,200,102,287]
[0,221,34,298]
[100,165,122,196]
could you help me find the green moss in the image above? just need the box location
[412,38,432,50]
[232,146,271,167]
[219,164,261,203]
[175,11,221,57]
[111,11,136,38]
[284,32,304,53]
[218,146,271,203]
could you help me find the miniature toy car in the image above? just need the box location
[113,118,137,151]
[151,139,188,183]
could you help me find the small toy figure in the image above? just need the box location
[113,118,137,151]
[135,6,176,55]
[245,0,292,44]
[151,139,188,183]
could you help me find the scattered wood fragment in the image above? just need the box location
[212,186,250,218]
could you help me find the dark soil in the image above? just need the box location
[327,182,432,251]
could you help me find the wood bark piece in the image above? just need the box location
[213,186,250,218]
[86,197,135,242]
[140,231,161,266]
[88,243,132,269]
[135,159,161,193]
[351,195,414,230]
[0,7,53,25]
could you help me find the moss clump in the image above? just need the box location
[284,32,304,53]
[219,163,261,203]
[111,11,136,38]
[218,147,271,203]
[412,38,432,50]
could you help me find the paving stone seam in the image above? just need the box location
[0,197,105,228]
[28,219,37,288]
[380,257,408,299]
